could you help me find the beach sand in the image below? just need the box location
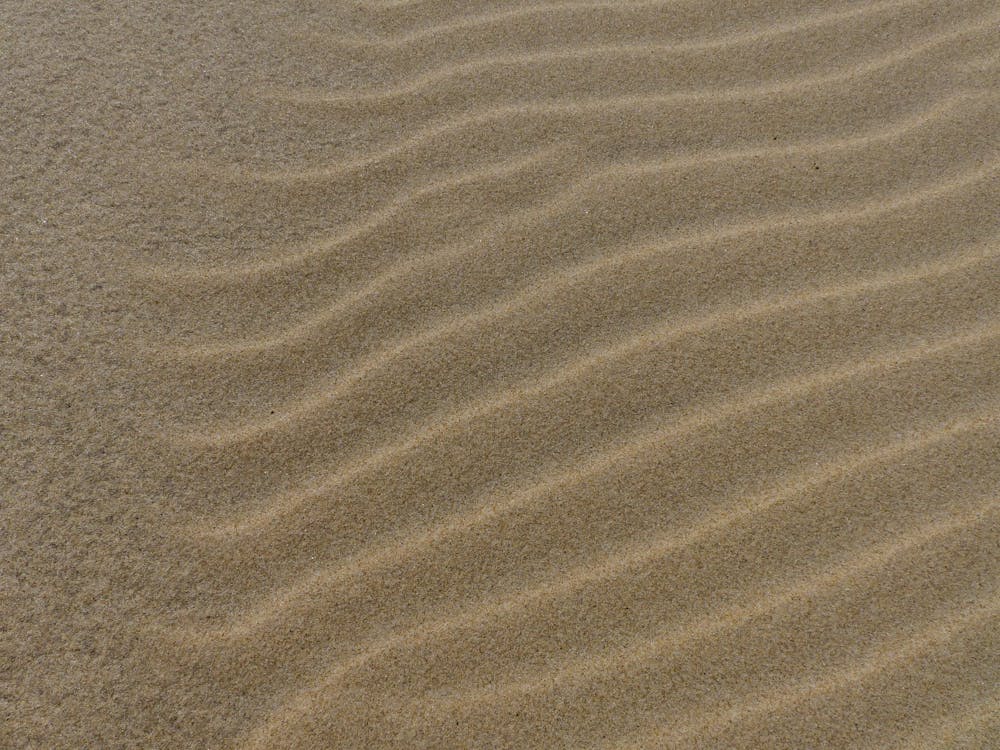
[3,1,998,747]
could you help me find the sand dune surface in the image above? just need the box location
[3,1,998,748]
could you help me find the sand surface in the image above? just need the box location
[3,1,999,748]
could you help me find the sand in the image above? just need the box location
[3,0,999,748]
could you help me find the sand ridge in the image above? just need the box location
[4,0,999,747]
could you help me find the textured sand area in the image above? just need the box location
[3,1,999,748]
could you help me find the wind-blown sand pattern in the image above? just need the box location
[4,0,999,748]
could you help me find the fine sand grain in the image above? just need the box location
[3,1,999,748]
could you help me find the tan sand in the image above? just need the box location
[3,0,999,747]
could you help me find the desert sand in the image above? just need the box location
[3,0,998,748]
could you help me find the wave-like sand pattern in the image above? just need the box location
[130,1,1000,748]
